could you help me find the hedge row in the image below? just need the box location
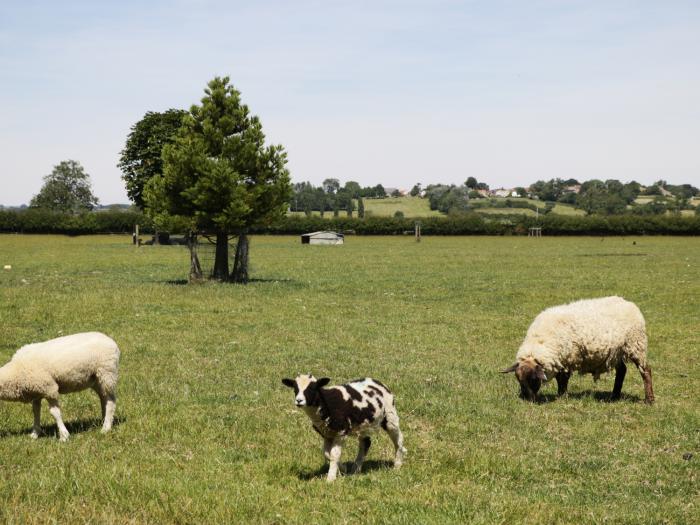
[254,214,700,236]
[1,209,698,236]
[0,209,153,235]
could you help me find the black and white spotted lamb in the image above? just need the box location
[282,374,406,481]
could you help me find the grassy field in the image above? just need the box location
[0,234,698,524]
[288,196,443,218]
[362,196,443,217]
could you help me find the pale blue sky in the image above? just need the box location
[1,0,698,205]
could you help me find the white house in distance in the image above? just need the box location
[492,188,512,198]
[301,231,344,245]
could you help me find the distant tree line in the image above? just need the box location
[289,179,387,218]
[528,178,699,216]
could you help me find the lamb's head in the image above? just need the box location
[501,358,547,401]
[282,374,331,407]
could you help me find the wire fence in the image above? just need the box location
[193,235,237,278]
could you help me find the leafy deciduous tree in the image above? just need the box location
[118,109,187,209]
[30,160,99,213]
[323,178,340,194]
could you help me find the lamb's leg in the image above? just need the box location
[383,411,407,469]
[30,399,42,439]
[556,371,571,396]
[47,399,70,442]
[327,440,343,482]
[611,361,627,400]
[322,438,333,462]
[353,436,371,474]
[101,394,116,433]
[630,357,655,404]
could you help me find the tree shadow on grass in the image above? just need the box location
[166,279,189,285]
[536,391,643,404]
[164,277,302,287]
[0,416,126,439]
[296,459,395,480]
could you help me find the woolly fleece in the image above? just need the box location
[516,296,648,380]
[0,332,120,440]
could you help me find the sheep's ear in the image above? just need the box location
[282,378,296,388]
[534,366,547,381]
[501,363,519,373]
[316,377,331,388]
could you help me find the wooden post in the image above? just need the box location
[135,224,139,247]
[415,221,421,242]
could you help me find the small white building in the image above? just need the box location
[301,231,344,245]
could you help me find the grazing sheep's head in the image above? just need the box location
[282,374,331,407]
[501,359,547,401]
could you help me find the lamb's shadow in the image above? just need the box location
[296,459,395,480]
[0,416,126,439]
[536,391,643,404]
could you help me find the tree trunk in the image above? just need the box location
[231,232,249,283]
[212,231,229,281]
[187,232,203,283]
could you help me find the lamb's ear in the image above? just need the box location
[282,378,296,388]
[534,365,547,381]
[316,377,331,388]
[501,363,519,373]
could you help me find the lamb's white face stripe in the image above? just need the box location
[294,374,315,406]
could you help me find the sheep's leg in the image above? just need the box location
[95,389,106,420]
[30,399,42,439]
[101,394,116,433]
[611,361,627,400]
[556,372,571,396]
[47,399,70,442]
[641,367,655,405]
[326,440,343,482]
[383,411,407,469]
[630,357,655,404]
[353,436,371,474]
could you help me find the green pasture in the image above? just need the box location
[289,196,443,218]
[0,234,698,524]
[362,196,442,217]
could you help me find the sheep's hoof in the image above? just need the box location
[29,430,41,439]
[58,434,70,442]
[100,427,112,434]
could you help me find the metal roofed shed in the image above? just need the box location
[301,231,344,245]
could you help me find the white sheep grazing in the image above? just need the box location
[0,332,120,441]
[282,374,406,481]
[502,296,654,404]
